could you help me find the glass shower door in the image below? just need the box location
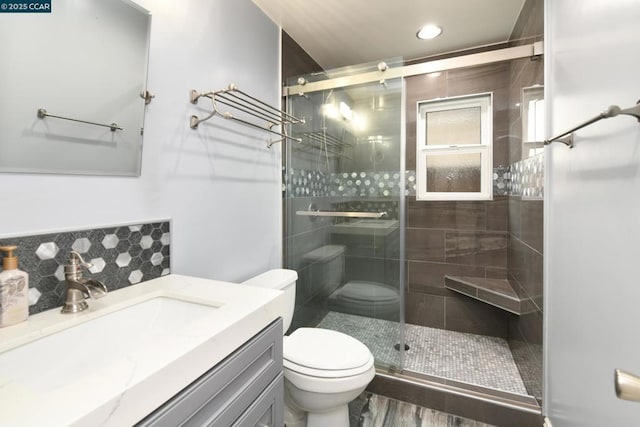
[283,66,405,372]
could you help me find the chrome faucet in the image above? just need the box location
[61,251,108,314]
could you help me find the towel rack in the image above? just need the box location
[37,108,122,132]
[545,100,640,148]
[189,84,304,148]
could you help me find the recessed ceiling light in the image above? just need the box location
[417,24,442,40]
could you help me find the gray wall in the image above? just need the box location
[0,0,281,282]
[546,0,640,425]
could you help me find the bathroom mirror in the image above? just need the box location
[521,85,545,159]
[0,0,151,176]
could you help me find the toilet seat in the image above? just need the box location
[283,328,373,378]
[284,354,375,378]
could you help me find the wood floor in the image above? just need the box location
[349,393,496,427]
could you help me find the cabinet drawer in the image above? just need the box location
[137,318,283,427]
[232,374,283,427]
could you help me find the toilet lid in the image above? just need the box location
[283,328,372,371]
[337,281,399,303]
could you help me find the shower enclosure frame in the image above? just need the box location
[284,42,542,96]
[282,41,544,415]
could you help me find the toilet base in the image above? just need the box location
[284,379,362,427]
[307,405,348,427]
[284,393,306,427]
[284,400,349,427]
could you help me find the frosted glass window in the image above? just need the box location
[426,107,481,146]
[521,85,545,159]
[416,93,492,201]
[425,153,482,193]
[527,99,545,142]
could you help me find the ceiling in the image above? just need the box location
[252,0,527,70]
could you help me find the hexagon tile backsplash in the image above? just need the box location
[0,221,170,315]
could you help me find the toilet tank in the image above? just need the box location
[302,245,345,296]
[241,269,297,334]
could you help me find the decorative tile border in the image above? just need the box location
[405,170,417,196]
[334,171,403,198]
[494,165,510,196]
[0,221,170,316]
[282,167,332,197]
[508,153,544,199]
[283,168,404,198]
[285,167,514,199]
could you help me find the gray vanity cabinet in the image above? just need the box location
[137,318,283,427]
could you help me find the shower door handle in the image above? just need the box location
[296,210,387,218]
[615,369,640,402]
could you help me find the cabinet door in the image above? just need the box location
[232,374,283,427]
[137,318,282,427]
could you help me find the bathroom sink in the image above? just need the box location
[0,297,219,394]
[0,274,287,426]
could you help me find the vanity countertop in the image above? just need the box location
[0,274,285,426]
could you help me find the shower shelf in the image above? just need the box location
[444,276,537,316]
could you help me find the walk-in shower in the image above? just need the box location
[283,45,544,413]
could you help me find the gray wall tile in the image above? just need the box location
[486,196,509,231]
[408,199,487,231]
[445,231,508,268]
[408,261,484,296]
[405,292,445,329]
[445,296,509,338]
[521,199,543,253]
[406,228,445,262]
[508,235,543,306]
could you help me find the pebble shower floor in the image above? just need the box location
[318,311,527,395]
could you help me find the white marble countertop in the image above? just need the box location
[0,274,285,427]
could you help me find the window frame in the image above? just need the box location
[521,85,545,159]
[416,92,493,201]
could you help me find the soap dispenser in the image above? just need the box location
[0,245,29,327]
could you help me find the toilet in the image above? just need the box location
[242,269,375,427]
[303,245,400,320]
